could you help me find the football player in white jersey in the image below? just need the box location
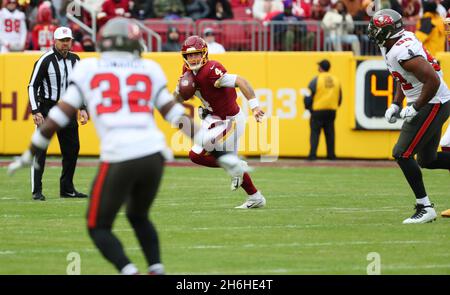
[369,9,450,224]
[0,0,26,52]
[7,18,250,274]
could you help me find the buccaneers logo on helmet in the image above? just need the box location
[373,15,394,28]
[181,36,208,71]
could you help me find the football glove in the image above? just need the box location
[400,104,419,123]
[7,150,36,176]
[198,106,211,120]
[385,104,400,123]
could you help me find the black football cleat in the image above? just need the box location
[32,192,46,201]
[60,190,88,198]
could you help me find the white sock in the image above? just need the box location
[148,263,165,275]
[250,191,260,198]
[121,263,138,275]
[416,196,431,207]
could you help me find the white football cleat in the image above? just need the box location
[235,191,266,209]
[231,160,248,191]
[402,204,437,224]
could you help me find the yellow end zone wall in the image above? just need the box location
[0,52,448,158]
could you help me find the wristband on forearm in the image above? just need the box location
[248,98,259,109]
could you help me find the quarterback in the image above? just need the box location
[175,35,266,209]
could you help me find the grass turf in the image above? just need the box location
[0,164,449,274]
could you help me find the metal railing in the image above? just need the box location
[197,20,263,51]
[66,0,97,42]
[143,19,196,42]
[266,20,321,51]
[65,13,436,55]
[135,21,162,52]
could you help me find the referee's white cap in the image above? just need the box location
[54,27,73,40]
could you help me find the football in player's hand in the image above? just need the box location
[178,71,196,100]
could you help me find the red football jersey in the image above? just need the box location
[32,24,56,51]
[184,60,239,119]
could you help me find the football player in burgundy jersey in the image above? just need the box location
[175,35,267,209]
[8,18,251,274]
[369,9,450,223]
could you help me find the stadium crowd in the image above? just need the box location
[0,0,449,54]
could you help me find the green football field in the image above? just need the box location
[1,162,449,274]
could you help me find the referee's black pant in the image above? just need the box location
[31,101,80,195]
[308,110,336,160]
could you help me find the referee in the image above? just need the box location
[28,26,88,201]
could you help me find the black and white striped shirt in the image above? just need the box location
[28,47,80,114]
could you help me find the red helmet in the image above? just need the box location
[181,35,208,71]
[37,3,53,24]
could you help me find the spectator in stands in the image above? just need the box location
[271,0,314,51]
[31,1,57,51]
[131,0,155,19]
[25,0,57,32]
[230,0,253,18]
[433,0,448,18]
[415,1,446,57]
[252,0,283,21]
[400,0,421,22]
[291,0,311,18]
[378,0,403,15]
[310,0,331,20]
[153,0,185,19]
[97,0,132,28]
[183,0,210,20]
[340,0,361,17]
[81,35,95,52]
[162,26,182,52]
[0,0,27,52]
[203,27,226,53]
[206,0,234,20]
[322,1,360,55]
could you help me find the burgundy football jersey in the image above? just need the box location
[184,60,240,119]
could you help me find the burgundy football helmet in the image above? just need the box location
[181,35,208,71]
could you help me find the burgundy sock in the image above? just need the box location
[241,172,258,195]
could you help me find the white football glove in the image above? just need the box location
[216,154,253,179]
[384,104,400,123]
[400,105,419,123]
[7,150,35,176]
